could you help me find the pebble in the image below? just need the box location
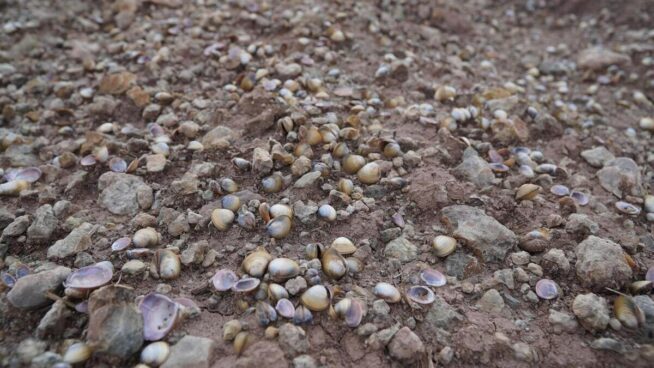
[383,236,418,263]
[1,215,30,238]
[292,355,317,368]
[512,342,536,362]
[122,260,146,275]
[278,323,309,357]
[16,338,47,364]
[541,248,571,274]
[180,241,208,265]
[580,146,615,168]
[575,236,632,290]
[577,47,630,71]
[234,341,288,368]
[294,171,321,188]
[591,338,626,354]
[548,309,578,333]
[36,299,71,338]
[388,327,425,364]
[7,266,71,309]
[26,204,57,243]
[510,251,531,266]
[478,289,505,314]
[284,276,307,296]
[572,293,610,332]
[365,323,400,350]
[98,172,153,215]
[146,154,167,172]
[453,147,495,187]
[47,222,94,259]
[161,335,216,368]
[424,295,464,331]
[596,157,643,197]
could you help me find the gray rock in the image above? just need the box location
[285,276,307,296]
[121,260,146,275]
[1,215,30,238]
[7,266,71,309]
[441,205,518,262]
[548,309,578,333]
[438,346,454,365]
[493,269,515,289]
[424,295,464,330]
[478,289,505,314]
[27,204,57,243]
[201,125,233,150]
[580,146,614,168]
[98,172,152,215]
[275,62,302,78]
[168,214,190,237]
[356,323,378,336]
[181,240,208,265]
[577,47,630,71]
[572,293,609,332]
[633,296,654,323]
[388,327,425,364]
[365,323,400,350]
[235,341,288,368]
[278,323,309,357]
[252,148,273,175]
[541,248,570,274]
[372,299,390,317]
[161,335,216,368]
[596,157,643,197]
[36,300,71,338]
[146,154,166,172]
[512,342,536,362]
[16,338,46,364]
[590,338,626,354]
[0,207,15,230]
[565,214,599,238]
[510,251,530,266]
[575,236,632,290]
[294,171,321,188]
[30,351,62,368]
[383,236,418,263]
[453,147,495,187]
[293,201,318,224]
[53,200,71,218]
[47,222,94,259]
[292,355,317,368]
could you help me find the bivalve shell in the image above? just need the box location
[357,162,381,185]
[267,258,300,281]
[212,269,239,291]
[256,302,278,326]
[266,215,292,239]
[242,247,272,277]
[64,261,114,290]
[221,195,241,212]
[211,209,235,231]
[615,201,641,215]
[373,282,401,303]
[432,235,456,257]
[331,237,356,255]
[232,277,261,292]
[140,341,170,367]
[614,295,645,329]
[275,298,295,319]
[516,184,541,201]
[133,227,160,248]
[342,155,366,174]
[300,285,331,311]
[155,249,181,280]
[318,204,337,221]
[293,305,313,325]
[140,293,180,341]
[0,180,29,196]
[269,204,293,219]
[63,342,92,364]
[321,248,348,279]
[420,269,446,287]
[406,286,435,305]
[535,279,559,300]
[268,283,289,301]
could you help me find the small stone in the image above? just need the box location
[493,269,515,289]
[510,251,530,266]
[0,207,15,230]
[146,154,167,172]
[596,157,643,197]
[168,214,190,237]
[356,323,378,336]
[275,63,302,78]
[577,47,630,71]
[590,338,626,354]
[1,215,30,238]
[284,276,307,296]
[478,289,505,314]
[252,148,273,175]
[424,295,464,330]
[575,236,632,290]
[16,338,47,364]
[74,252,95,268]
[372,299,390,317]
[47,223,94,259]
[438,346,454,365]
[292,355,317,368]
[7,266,71,309]
[541,248,570,274]
[580,146,614,168]
[445,252,480,279]
[121,260,146,275]
[388,327,425,364]
[365,323,400,350]
[36,299,71,338]
[181,240,208,265]
[30,351,63,368]
[527,263,543,277]
[161,335,216,368]
[202,126,233,150]
[572,293,610,332]
[294,171,321,188]
[565,214,599,238]
[26,204,57,243]
[292,201,318,224]
[548,309,578,333]
[98,172,152,215]
[512,342,536,362]
[453,147,495,187]
[291,156,311,176]
[235,341,288,368]
[383,236,418,263]
[278,323,310,357]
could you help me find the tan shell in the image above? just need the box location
[133,227,160,248]
[342,154,366,174]
[242,247,273,277]
[614,295,644,329]
[300,285,331,311]
[516,184,541,200]
[223,320,241,341]
[432,235,456,257]
[269,204,293,219]
[321,247,348,279]
[155,249,181,280]
[0,180,29,196]
[331,237,356,255]
[211,209,235,231]
[337,178,354,194]
[267,258,300,282]
[357,162,381,185]
[373,282,401,303]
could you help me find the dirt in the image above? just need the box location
[1,0,653,367]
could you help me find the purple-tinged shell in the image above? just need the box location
[518,165,534,178]
[231,277,260,292]
[647,266,654,282]
[615,201,641,215]
[75,301,88,314]
[275,298,295,319]
[535,279,559,300]
[550,184,570,196]
[489,162,509,173]
[391,212,405,228]
[407,286,435,305]
[80,155,97,166]
[293,305,313,325]
[256,302,277,326]
[344,299,364,327]
[64,261,114,289]
[1,272,16,288]
[4,167,42,183]
[570,190,589,206]
[148,123,165,138]
[420,268,446,287]
[488,149,503,164]
[15,264,30,278]
[108,157,127,173]
[212,269,238,291]
[140,293,180,341]
[111,237,131,252]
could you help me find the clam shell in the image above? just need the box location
[644,195,654,213]
[80,155,97,166]
[111,237,131,252]
[300,285,331,311]
[516,184,541,200]
[570,190,589,206]
[615,201,641,215]
[1,272,16,288]
[211,209,235,231]
[140,293,180,341]
[64,261,114,289]
[318,204,336,221]
[382,141,402,158]
[108,157,127,173]
[262,175,283,193]
[305,243,324,260]
[15,264,30,278]
[155,249,181,280]
[337,178,353,194]
[345,257,363,274]
[275,298,295,319]
[321,247,348,279]
[489,162,509,173]
[63,342,91,364]
[518,164,535,178]
[407,286,435,305]
[0,179,29,196]
[212,269,239,291]
[268,258,300,281]
[335,298,364,327]
[233,332,251,355]
[232,277,261,292]
[373,282,401,303]
[133,227,160,248]
[432,235,456,257]
[232,158,251,171]
[141,341,170,367]
[221,195,241,212]
[331,237,356,255]
[237,211,256,229]
[293,305,313,325]
[5,167,41,183]
[420,269,446,287]
[269,204,293,219]
[223,320,241,341]
[357,162,381,185]
[266,215,291,239]
[220,178,239,193]
[242,247,272,277]
[550,184,570,196]
[342,154,366,174]
[256,302,278,326]
[646,266,654,282]
[535,279,559,300]
[268,283,289,301]
[629,280,653,294]
[614,295,644,329]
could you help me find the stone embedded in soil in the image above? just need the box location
[252,147,273,175]
[441,205,518,263]
[387,326,425,364]
[285,276,307,296]
[572,293,610,333]
[278,323,310,357]
[36,299,71,338]
[146,154,167,172]
[541,248,571,274]
[294,171,321,188]
[26,204,57,243]
[512,342,536,362]
[161,335,216,368]
[548,309,579,333]
[292,354,317,368]
[0,207,15,230]
[453,147,495,188]
[565,214,599,239]
[633,296,654,323]
[16,338,46,364]
[293,201,318,224]
[47,222,94,259]
[98,172,153,215]
[577,47,630,71]
[445,251,480,279]
[181,240,208,265]
[87,286,143,359]
[575,236,632,290]
[121,259,146,275]
[596,157,643,198]
[7,266,71,309]
[201,125,233,150]
[1,215,30,238]
[383,236,418,263]
[424,295,464,330]
[590,338,626,354]
[365,323,400,350]
[580,146,614,168]
[478,289,505,314]
[234,341,288,368]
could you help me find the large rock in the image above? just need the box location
[7,266,71,309]
[47,222,94,259]
[383,236,418,263]
[580,146,614,168]
[572,293,609,332]
[98,172,152,215]
[577,47,630,71]
[596,157,643,197]
[387,327,425,364]
[27,204,57,243]
[161,335,216,368]
[452,147,495,187]
[441,205,518,262]
[575,236,632,290]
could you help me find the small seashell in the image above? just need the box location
[535,279,559,300]
[293,305,313,325]
[262,174,283,193]
[357,162,381,185]
[630,280,653,294]
[432,235,456,257]
[256,302,278,326]
[63,342,92,364]
[155,249,181,280]
[318,204,336,221]
[331,237,356,255]
[646,266,654,282]
[300,285,331,311]
[321,248,348,279]
[334,298,364,327]
[242,247,272,277]
[305,243,324,260]
[615,201,641,215]
[535,163,558,174]
[140,341,170,367]
[373,282,401,303]
[266,215,292,239]
[269,204,293,219]
[223,320,241,341]
[516,184,541,201]
[550,184,570,196]
[345,257,364,274]
[275,298,295,319]
[342,154,366,174]
[133,227,160,248]
[519,228,551,253]
[211,209,235,231]
[5,167,41,183]
[111,237,131,252]
[407,286,435,305]
[221,195,241,212]
[232,277,261,293]
[267,258,300,282]
[220,178,239,193]
[332,142,350,158]
[140,293,180,341]
[80,154,97,166]
[0,180,29,196]
[268,283,289,301]
[212,269,239,291]
[489,162,510,173]
[64,261,114,290]
[233,332,251,355]
[108,157,127,173]
[420,269,446,287]
[382,141,402,158]
[614,295,644,329]
[644,195,654,213]
[237,210,256,230]
[1,272,16,288]
[15,264,30,278]
[518,164,535,178]
[232,158,251,171]
[337,178,354,195]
